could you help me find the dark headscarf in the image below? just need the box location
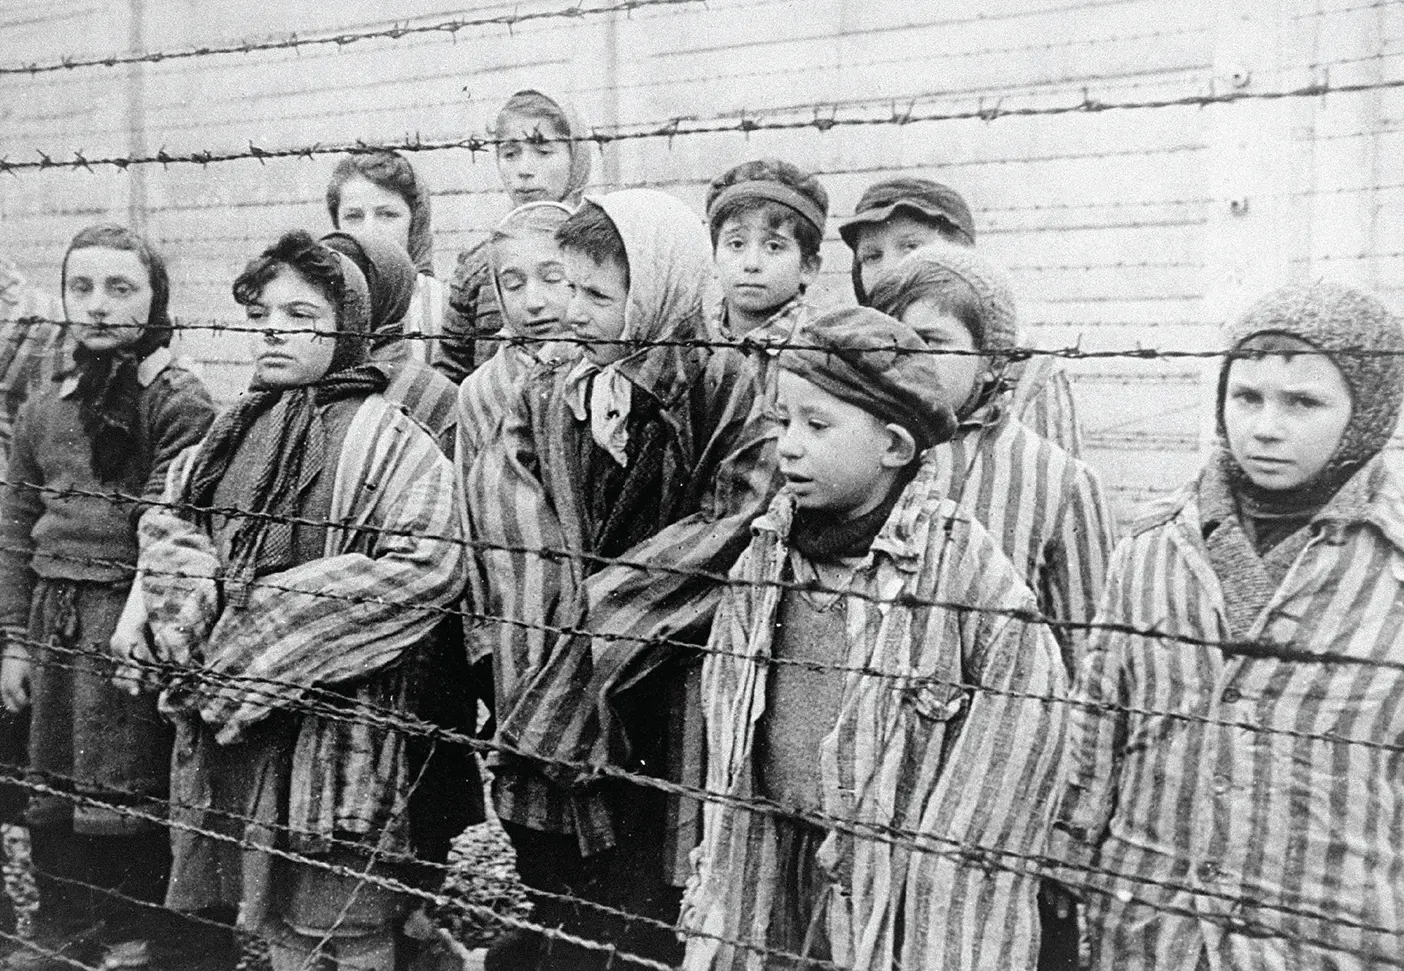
[326,150,436,277]
[182,234,387,605]
[59,224,174,483]
[320,230,417,357]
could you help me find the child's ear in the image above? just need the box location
[800,254,822,288]
[881,423,918,468]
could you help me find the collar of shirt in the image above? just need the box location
[58,345,172,399]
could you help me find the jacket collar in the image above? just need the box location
[58,345,172,399]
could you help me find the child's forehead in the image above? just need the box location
[777,368,882,419]
[717,201,802,238]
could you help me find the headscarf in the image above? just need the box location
[495,89,594,204]
[777,305,957,452]
[325,150,436,277]
[1215,279,1404,504]
[320,230,417,357]
[839,178,976,306]
[561,189,714,465]
[181,240,387,606]
[867,240,1019,419]
[489,201,573,339]
[58,224,174,483]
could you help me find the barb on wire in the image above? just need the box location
[0,0,707,76]
[3,72,1404,174]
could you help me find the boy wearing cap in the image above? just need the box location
[840,176,1084,455]
[680,306,1067,971]
[466,189,779,971]
[1054,281,1404,971]
[705,159,828,361]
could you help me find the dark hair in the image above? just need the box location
[324,150,434,275]
[233,229,346,321]
[705,159,828,264]
[493,90,572,143]
[62,223,172,342]
[868,261,986,349]
[555,202,629,288]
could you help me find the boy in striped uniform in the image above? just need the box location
[1054,281,1404,970]
[681,306,1067,971]
[840,178,1083,454]
[704,159,829,391]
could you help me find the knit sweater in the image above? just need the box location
[0,351,214,632]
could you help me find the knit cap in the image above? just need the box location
[777,305,957,450]
[867,240,1018,368]
[1217,279,1404,471]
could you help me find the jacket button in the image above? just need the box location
[1221,687,1241,703]
[1197,861,1219,882]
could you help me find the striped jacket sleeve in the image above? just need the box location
[195,403,465,742]
[1051,537,1138,872]
[1044,459,1117,671]
[1013,357,1084,457]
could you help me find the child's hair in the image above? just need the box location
[62,223,172,338]
[555,201,629,288]
[492,90,572,142]
[324,150,434,275]
[234,229,346,320]
[704,159,829,265]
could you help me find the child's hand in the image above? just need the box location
[110,614,158,697]
[0,651,31,714]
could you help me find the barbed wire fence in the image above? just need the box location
[1,1,1403,969]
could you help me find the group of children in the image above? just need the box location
[0,85,1400,971]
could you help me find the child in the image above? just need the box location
[133,231,466,971]
[456,201,576,472]
[840,177,1083,454]
[326,150,447,370]
[0,225,216,971]
[320,230,461,457]
[1053,281,1404,969]
[0,255,65,483]
[680,306,1067,971]
[867,242,1114,672]
[464,189,779,971]
[705,158,827,343]
[439,89,592,383]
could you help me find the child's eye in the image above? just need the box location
[541,269,565,284]
[533,143,558,157]
[67,280,92,294]
[765,240,786,254]
[110,282,134,297]
[859,251,881,265]
[1288,394,1323,409]
[375,208,403,220]
[1229,388,1262,405]
[246,306,268,321]
[342,210,363,223]
[807,419,828,431]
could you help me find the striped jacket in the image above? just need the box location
[437,242,500,383]
[1006,355,1083,457]
[1053,456,1404,970]
[927,398,1114,672]
[0,280,65,475]
[139,395,464,845]
[681,464,1067,971]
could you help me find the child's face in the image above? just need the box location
[562,248,630,366]
[855,214,943,295]
[64,247,153,353]
[899,298,984,412]
[496,112,574,206]
[713,208,817,327]
[246,267,339,387]
[494,233,571,341]
[335,175,413,253]
[775,370,913,519]
[1224,351,1353,491]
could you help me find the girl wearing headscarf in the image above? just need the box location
[326,150,448,372]
[437,89,593,383]
[320,230,460,457]
[0,225,215,971]
[1054,281,1404,970]
[134,231,465,971]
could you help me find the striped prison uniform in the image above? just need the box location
[681,461,1068,971]
[438,241,502,383]
[1053,456,1404,970]
[463,336,780,863]
[0,280,65,477]
[1006,354,1084,457]
[141,395,464,845]
[927,397,1115,672]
